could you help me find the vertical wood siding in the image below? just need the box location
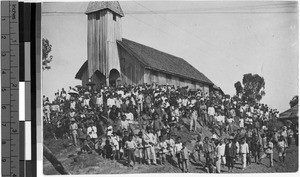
[87,10,122,80]
[119,47,144,85]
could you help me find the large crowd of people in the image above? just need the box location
[43,83,298,173]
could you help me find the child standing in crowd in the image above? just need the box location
[158,136,168,165]
[122,130,130,159]
[203,136,215,167]
[259,137,274,167]
[125,135,137,167]
[111,132,120,160]
[277,136,288,163]
[193,135,203,163]
[175,136,183,169]
[104,136,113,159]
[136,131,144,164]
[78,123,87,151]
[225,136,237,173]
[95,137,104,157]
[180,142,190,173]
[166,134,176,162]
[121,115,129,131]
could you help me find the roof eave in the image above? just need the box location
[85,8,124,17]
[144,66,214,86]
[117,40,149,67]
[75,60,88,80]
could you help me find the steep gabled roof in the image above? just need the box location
[75,60,88,80]
[117,38,214,85]
[85,1,124,16]
[279,105,298,119]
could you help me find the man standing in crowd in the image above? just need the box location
[203,136,215,168]
[143,126,157,165]
[225,136,237,173]
[240,137,249,170]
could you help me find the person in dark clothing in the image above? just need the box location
[120,99,128,113]
[121,130,130,159]
[251,131,261,163]
[294,125,299,146]
[103,139,112,159]
[109,105,119,123]
[225,136,237,173]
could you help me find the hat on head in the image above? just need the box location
[211,134,218,140]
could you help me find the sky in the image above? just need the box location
[41,0,299,112]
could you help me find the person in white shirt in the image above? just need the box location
[277,135,288,163]
[96,93,103,108]
[226,117,234,134]
[107,95,116,109]
[165,134,175,158]
[137,92,144,115]
[158,136,168,165]
[240,138,249,170]
[143,126,157,165]
[70,98,76,110]
[111,132,120,159]
[117,89,124,98]
[115,95,122,109]
[83,94,91,108]
[175,136,183,168]
[239,117,244,128]
[189,108,198,132]
[125,111,134,124]
[125,135,137,166]
[120,115,129,131]
[87,123,98,143]
[215,139,226,173]
[207,105,215,127]
[43,103,51,123]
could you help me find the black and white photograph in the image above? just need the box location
[42,1,299,175]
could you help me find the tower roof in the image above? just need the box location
[85,1,124,17]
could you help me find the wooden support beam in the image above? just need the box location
[43,144,70,175]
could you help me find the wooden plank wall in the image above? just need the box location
[119,47,144,85]
[87,10,123,81]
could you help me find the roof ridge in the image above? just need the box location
[85,1,124,16]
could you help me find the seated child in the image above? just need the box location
[204,157,216,173]
[95,138,104,157]
[82,136,94,154]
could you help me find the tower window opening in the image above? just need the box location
[113,13,116,21]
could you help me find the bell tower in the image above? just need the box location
[85,1,123,86]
